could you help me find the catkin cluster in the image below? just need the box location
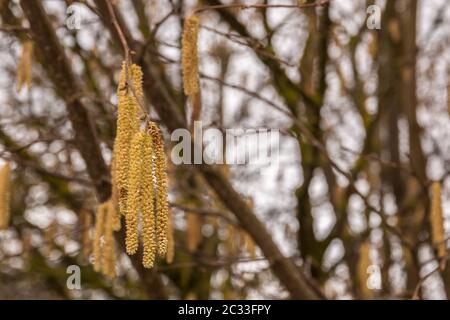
[124,124,171,268]
[93,200,117,277]
[0,163,11,230]
[430,181,445,259]
[182,15,200,96]
[113,62,142,218]
[111,61,173,268]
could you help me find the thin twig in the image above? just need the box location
[193,0,330,14]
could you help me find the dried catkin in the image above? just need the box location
[125,132,145,255]
[0,162,11,230]
[102,200,116,277]
[93,203,106,272]
[182,15,200,95]
[113,62,142,216]
[430,181,446,259]
[141,133,156,268]
[16,40,33,92]
[93,200,117,276]
[150,123,169,256]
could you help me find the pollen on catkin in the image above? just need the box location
[430,181,446,259]
[141,133,156,268]
[150,123,169,256]
[16,40,33,92]
[125,132,145,255]
[113,62,142,216]
[123,124,171,268]
[182,15,200,96]
[0,162,11,230]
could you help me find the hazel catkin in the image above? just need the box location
[182,15,200,96]
[125,132,145,255]
[113,62,142,216]
[141,133,156,268]
[150,123,169,256]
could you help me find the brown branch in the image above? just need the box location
[193,0,330,14]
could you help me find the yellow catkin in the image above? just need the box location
[113,62,142,216]
[357,241,372,299]
[166,209,174,264]
[186,211,201,252]
[182,15,200,95]
[93,203,106,272]
[150,123,169,256]
[141,133,156,268]
[102,200,116,277]
[16,40,33,92]
[430,181,446,259]
[79,208,92,262]
[0,163,11,230]
[125,132,145,255]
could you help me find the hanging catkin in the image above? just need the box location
[111,61,171,268]
[150,123,169,256]
[16,40,33,92]
[93,200,116,276]
[124,125,170,268]
[125,132,145,255]
[102,200,116,277]
[0,162,11,230]
[430,181,446,259]
[182,15,200,96]
[141,132,156,268]
[113,62,142,216]
[93,203,106,272]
